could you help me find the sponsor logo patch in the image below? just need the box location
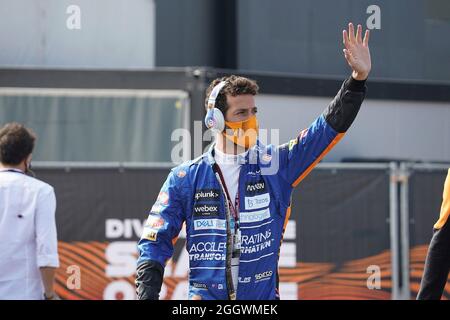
[193,218,226,231]
[288,138,298,151]
[194,189,220,202]
[142,228,158,241]
[255,270,273,282]
[193,204,219,217]
[239,277,252,284]
[192,282,208,290]
[244,193,270,210]
[189,241,226,252]
[211,283,225,290]
[177,170,186,178]
[145,215,165,229]
[247,169,262,176]
[241,229,274,254]
[240,208,271,223]
[150,203,164,214]
[245,180,266,196]
[299,128,309,140]
[156,191,169,206]
[189,241,226,261]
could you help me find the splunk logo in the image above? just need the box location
[194,189,220,201]
[193,218,226,231]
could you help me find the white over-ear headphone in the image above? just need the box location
[204,81,227,132]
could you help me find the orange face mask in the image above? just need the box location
[223,115,259,149]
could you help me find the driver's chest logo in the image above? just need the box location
[244,179,270,210]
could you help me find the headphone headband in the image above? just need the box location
[207,81,227,109]
[205,80,227,131]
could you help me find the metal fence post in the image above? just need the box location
[389,161,401,300]
[399,162,411,300]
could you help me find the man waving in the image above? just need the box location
[136,23,371,300]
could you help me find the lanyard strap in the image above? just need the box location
[0,168,25,175]
[213,163,240,223]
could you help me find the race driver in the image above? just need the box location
[417,169,450,300]
[136,23,372,300]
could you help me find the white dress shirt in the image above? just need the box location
[0,168,59,300]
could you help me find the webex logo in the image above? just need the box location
[193,204,219,217]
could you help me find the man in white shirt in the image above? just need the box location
[0,122,59,300]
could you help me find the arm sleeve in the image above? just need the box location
[136,169,186,299]
[417,170,450,300]
[417,223,450,300]
[35,186,59,268]
[278,76,367,187]
[136,260,165,300]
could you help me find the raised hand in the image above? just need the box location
[343,23,371,81]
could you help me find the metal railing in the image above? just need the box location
[31,160,449,300]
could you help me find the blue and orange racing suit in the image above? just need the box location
[136,76,367,300]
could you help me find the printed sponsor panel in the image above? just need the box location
[194,189,220,202]
[193,218,226,231]
[245,180,267,196]
[193,203,220,217]
[244,193,270,210]
[240,208,271,223]
[188,240,227,263]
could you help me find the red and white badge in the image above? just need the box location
[157,191,169,205]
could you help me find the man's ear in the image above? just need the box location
[25,154,32,168]
[24,154,36,177]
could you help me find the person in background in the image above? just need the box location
[0,122,60,300]
[417,169,450,300]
